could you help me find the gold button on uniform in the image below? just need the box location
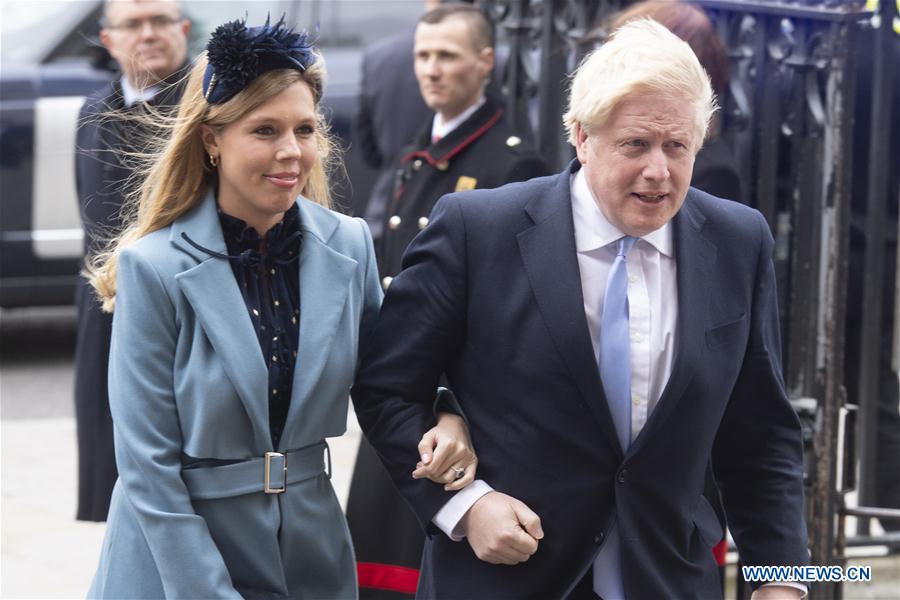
[418,216,429,230]
[506,135,521,147]
[412,159,423,170]
[382,276,393,290]
[388,215,402,230]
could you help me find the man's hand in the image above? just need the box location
[460,491,543,565]
[751,585,805,599]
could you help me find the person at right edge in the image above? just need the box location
[353,19,809,600]
[346,4,548,598]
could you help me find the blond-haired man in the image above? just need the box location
[354,20,808,599]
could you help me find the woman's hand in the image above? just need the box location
[412,412,477,491]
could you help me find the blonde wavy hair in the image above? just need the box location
[563,18,716,153]
[87,51,337,312]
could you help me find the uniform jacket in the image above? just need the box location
[73,71,186,522]
[353,162,809,599]
[378,94,549,279]
[355,30,431,226]
[89,192,382,599]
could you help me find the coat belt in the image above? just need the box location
[182,440,330,500]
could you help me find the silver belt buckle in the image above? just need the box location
[264,451,287,494]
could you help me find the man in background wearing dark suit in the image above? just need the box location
[354,19,808,599]
[74,0,189,521]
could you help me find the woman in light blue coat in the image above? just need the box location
[85,18,476,599]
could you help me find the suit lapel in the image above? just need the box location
[171,193,272,452]
[517,165,624,457]
[281,201,356,441]
[629,192,716,456]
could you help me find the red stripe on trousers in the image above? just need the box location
[357,562,420,595]
[713,538,728,566]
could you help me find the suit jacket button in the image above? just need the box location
[617,469,628,483]
[388,215,402,230]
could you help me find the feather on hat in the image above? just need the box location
[203,15,315,105]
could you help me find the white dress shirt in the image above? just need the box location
[120,76,161,107]
[430,96,485,142]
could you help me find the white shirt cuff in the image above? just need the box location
[432,480,493,541]
[759,582,808,597]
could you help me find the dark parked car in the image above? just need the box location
[0,0,418,307]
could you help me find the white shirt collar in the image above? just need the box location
[120,76,161,107]
[430,96,486,141]
[570,167,674,257]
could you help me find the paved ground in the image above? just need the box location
[2,307,898,598]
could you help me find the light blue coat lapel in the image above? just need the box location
[281,200,357,444]
[170,192,272,452]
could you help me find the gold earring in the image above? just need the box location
[209,153,218,167]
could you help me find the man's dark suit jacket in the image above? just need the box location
[73,70,185,521]
[352,161,809,599]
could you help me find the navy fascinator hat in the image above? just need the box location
[203,15,316,105]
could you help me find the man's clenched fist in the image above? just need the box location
[460,491,544,565]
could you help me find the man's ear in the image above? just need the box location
[180,19,192,38]
[478,46,495,79]
[574,122,590,165]
[199,124,220,155]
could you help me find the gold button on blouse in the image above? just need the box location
[388,215,402,230]
[418,216,429,230]
[382,276,393,290]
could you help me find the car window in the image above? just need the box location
[0,0,100,65]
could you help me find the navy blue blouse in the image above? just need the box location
[218,204,301,449]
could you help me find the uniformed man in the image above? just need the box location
[377,2,549,284]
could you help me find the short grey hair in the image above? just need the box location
[563,18,716,152]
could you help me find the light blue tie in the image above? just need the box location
[594,235,636,600]
[600,235,636,452]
